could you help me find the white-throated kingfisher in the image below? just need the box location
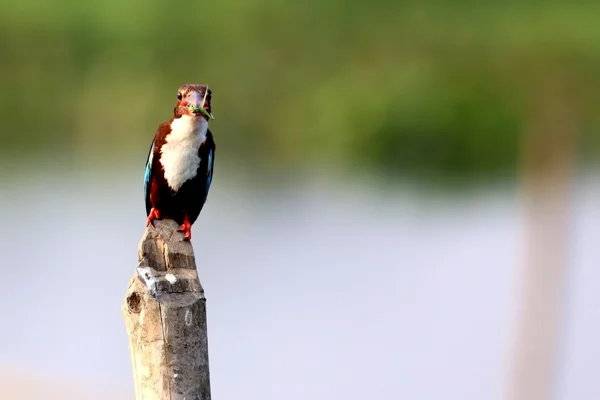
[144,84,216,240]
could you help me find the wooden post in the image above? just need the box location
[505,72,579,400]
[122,219,211,400]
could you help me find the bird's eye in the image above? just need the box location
[177,92,183,100]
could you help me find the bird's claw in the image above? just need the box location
[178,217,192,240]
[146,208,161,226]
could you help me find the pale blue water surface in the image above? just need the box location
[0,167,598,400]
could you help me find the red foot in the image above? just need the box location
[178,216,192,240]
[146,208,161,226]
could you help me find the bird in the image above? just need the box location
[143,84,216,240]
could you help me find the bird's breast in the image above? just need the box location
[159,132,206,192]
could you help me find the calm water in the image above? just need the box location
[0,168,598,400]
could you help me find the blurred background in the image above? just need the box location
[1,1,599,399]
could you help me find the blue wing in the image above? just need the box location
[144,141,155,216]
[204,147,214,200]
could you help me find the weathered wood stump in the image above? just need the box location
[122,219,211,400]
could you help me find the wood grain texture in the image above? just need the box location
[122,219,211,400]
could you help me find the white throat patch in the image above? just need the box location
[160,115,208,192]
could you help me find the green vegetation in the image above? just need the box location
[0,0,599,183]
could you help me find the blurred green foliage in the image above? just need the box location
[0,0,599,183]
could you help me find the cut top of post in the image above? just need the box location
[136,219,204,305]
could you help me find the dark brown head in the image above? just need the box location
[173,84,214,121]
